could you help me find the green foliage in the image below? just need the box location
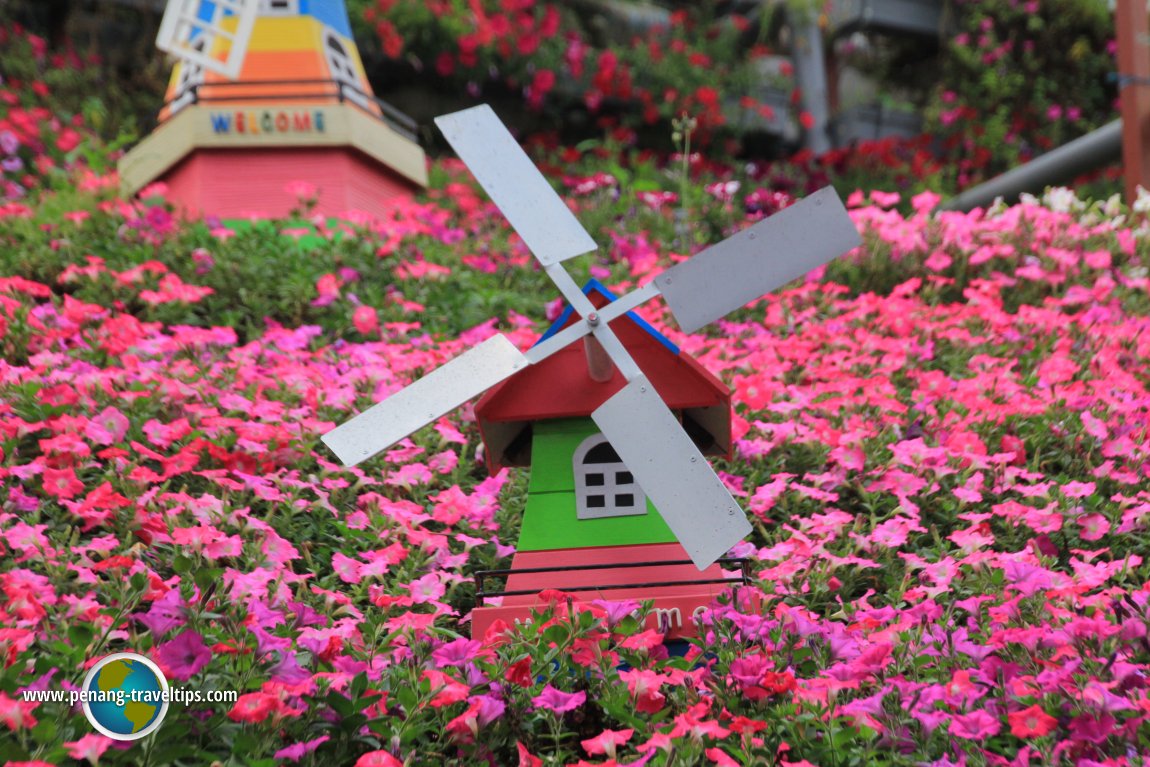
[924,0,1115,188]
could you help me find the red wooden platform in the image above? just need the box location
[471,542,747,640]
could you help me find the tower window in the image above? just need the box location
[259,0,299,14]
[573,434,647,520]
[322,28,373,112]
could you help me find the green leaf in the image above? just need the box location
[395,680,420,712]
[328,692,356,718]
[30,717,57,744]
[351,671,369,699]
[68,623,94,650]
[0,740,30,762]
[194,567,225,591]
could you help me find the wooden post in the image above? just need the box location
[1117,0,1150,203]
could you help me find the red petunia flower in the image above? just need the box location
[1008,704,1057,738]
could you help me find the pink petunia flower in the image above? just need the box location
[42,467,84,500]
[582,728,634,760]
[353,305,379,335]
[531,684,586,713]
[1079,513,1110,541]
[619,668,666,713]
[63,733,114,764]
[354,750,403,767]
[84,406,129,445]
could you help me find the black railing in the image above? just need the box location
[161,79,419,141]
[474,557,752,607]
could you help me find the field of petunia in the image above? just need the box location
[0,5,1149,753]
[1,120,1149,766]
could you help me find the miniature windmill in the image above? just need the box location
[323,105,861,638]
[119,0,427,219]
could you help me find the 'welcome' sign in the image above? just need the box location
[208,110,327,136]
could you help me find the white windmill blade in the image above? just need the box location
[156,0,260,80]
[322,335,528,466]
[435,105,598,269]
[592,375,752,570]
[654,186,861,333]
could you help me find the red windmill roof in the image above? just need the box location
[475,282,731,470]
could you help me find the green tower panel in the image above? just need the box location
[517,417,678,551]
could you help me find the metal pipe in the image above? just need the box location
[941,120,1123,212]
[790,12,831,155]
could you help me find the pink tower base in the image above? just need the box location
[158,147,419,220]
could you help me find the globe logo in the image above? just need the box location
[81,653,169,741]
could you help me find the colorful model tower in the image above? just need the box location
[119,0,427,219]
[320,105,862,641]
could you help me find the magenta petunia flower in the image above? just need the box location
[590,598,641,628]
[135,588,186,638]
[948,709,1001,740]
[269,652,312,685]
[531,684,586,713]
[470,694,505,726]
[432,637,483,668]
[155,630,212,680]
[274,735,330,763]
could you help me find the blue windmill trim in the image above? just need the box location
[534,279,679,355]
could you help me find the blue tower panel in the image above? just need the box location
[299,0,354,38]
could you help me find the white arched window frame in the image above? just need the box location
[573,434,647,520]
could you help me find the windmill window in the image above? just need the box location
[573,434,647,520]
[259,0,298,13]
[322,28,372,111]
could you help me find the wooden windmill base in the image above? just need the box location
[471,543,750,641]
